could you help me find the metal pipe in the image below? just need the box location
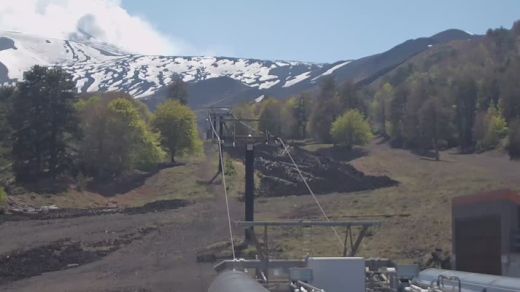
[208,271,269,292]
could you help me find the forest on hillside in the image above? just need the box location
[236,21,520,161]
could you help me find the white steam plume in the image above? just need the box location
[0,0,190,55]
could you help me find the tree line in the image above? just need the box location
[369,21,520,159]
[234,21,520,160]
[0,66,201,188]
[233,77,373,150]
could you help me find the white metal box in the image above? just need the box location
[307,257,365,292]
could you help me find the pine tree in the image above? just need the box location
[418,96,452,160]
[10,66,80,181]
[258,98,283,137]
[166,74,188,105]
[0,86,14,182]
[453,77,477,153]
[373,83,394,136]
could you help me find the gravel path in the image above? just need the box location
[0,155,242,292]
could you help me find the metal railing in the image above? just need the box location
[290,280,325,292]
[429,275,461,292]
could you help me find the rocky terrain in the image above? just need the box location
[252,144,397,196]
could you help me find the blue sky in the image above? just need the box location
[122,0,520,63]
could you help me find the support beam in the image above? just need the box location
[244,143,255,242]
[236,220,380,228]
[342,226,350,257]
[263,225,269,283]
[212,114,218,139]
[350,225,369,256]
[219,116,224,141]
[207,149,222,184]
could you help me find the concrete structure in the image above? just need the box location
[452,189,520,277]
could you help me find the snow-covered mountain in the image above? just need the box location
[0,31,352,108]
[0,29,476,109]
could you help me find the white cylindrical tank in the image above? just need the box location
[414,268,520,292]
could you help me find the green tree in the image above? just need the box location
[319,76,336,100]
[78,96,164,178]
[167,74,188,105]
[402,73,431,149]
[373,83,394,136]
[337,81,366,114]
[330,110,373,149]
[152,100,202,163]
[308,99,337,143]
[279,97,299,139]
[232,102,259,137]
[388,86,408,146]
[295,95,311,139]
[0,186,6,212]
[499,57,520,121]
[0,86,14,181]
[453,76,478,153]
[418,96,452,160]
[283,94,312,139]
[258,98,283,137]
[475,104,508,151]
[308,76,339,142]
[10,66,80,181]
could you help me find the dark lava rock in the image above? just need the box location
[0,240,101,284]
[252,145,397,197]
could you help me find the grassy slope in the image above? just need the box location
[6,140,519,265]
[254,141,520,264]
[8,154,212,209]
[7,143,248,210]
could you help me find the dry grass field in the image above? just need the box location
[1,141,519,290]
[254,140,520,264]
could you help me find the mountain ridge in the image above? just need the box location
[0,29,476,109]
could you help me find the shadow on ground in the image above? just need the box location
[86,162,185,196]
[313,146,368,162]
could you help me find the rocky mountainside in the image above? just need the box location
[0,29,477,109]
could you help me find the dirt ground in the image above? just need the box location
[255,140,520,263]
[0,148,243,292]
[1,140,519,291]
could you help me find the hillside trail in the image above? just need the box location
[0,146,243,292]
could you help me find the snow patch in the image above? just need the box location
[283,71,311,88]
[254,95,265,103]
[0,31,327,97]
[311,60,351,82]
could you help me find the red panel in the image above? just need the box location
[453,189,520,207]
[455,215,502,275]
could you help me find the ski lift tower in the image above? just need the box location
[206,107,271,241]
